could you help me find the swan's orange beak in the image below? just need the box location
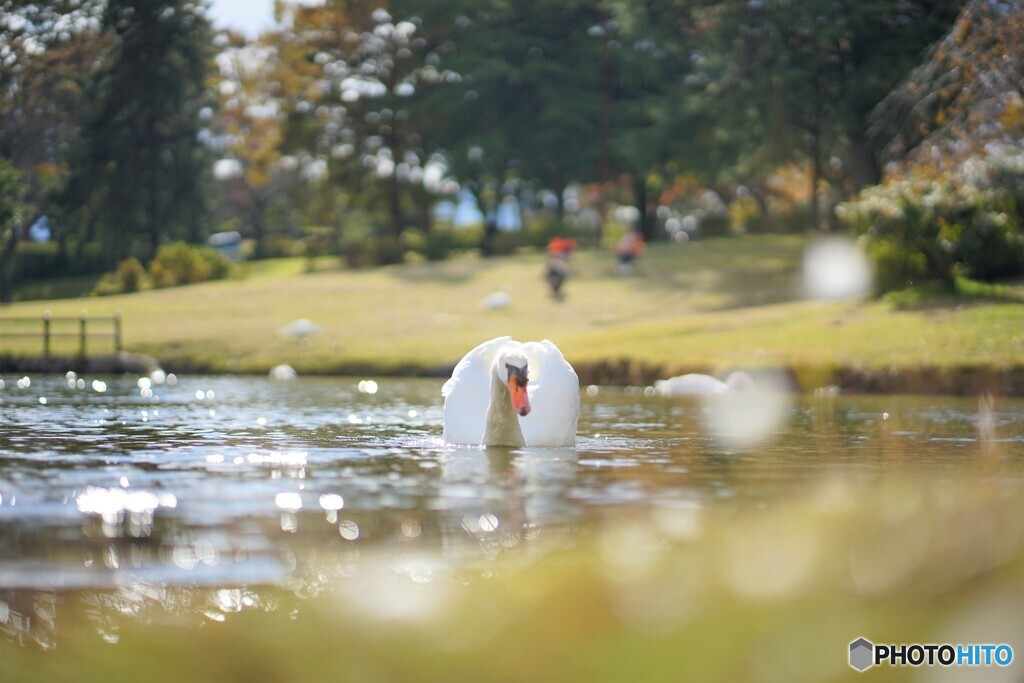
[506,366,531,417]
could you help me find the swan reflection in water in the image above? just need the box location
[437,446,580,561]
[0,442,583,646]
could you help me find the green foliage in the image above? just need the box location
[450,226,484,252]
[14,242,64,280]
[688,0,960,207]
[422,230,454,261]
[148,242,236,288]
[93,257,150,296]
[63,0,214,261]
[0,158,25,231]
[263,235,307,259]
[0,158,28,302]
[697,212,731,238]
[14,242,110,280]
[422,0,605,196]
[368,236,405,266]
[838,154,1024,293]
[337,222,375,269]
[399,228,427,255]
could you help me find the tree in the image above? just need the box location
[604,0,706,240]
[870,0,1024,165]
[212,33,302,257]
[276,1,446,239]
[685,0,961,229]
[0,158,27,302]
[425,0,607,216]
[0,1,105,178]
[63,0,215,261]
[0,0,105,263]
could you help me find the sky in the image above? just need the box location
[206,0,277,37]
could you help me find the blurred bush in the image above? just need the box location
[398,228,426,255]
[838,153,1024,294]
[148,242,236,288]
[92,257,151,296]
[368,236,404,266]
[450,225,483,252]
[767,202,813,234]
[15,241,110,280]
[727,195,763,234]
[263,234,306,258]
[422,230,454,261]
[337,222,373,268]
[698,210,731,237]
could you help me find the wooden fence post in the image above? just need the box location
[43,311,51,357]
[79,311,87,357]
[114,311,123,353]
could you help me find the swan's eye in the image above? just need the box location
[505,364,528,387]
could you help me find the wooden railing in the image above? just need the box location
[0,312,123,357]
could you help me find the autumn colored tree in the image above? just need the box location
[275,1,446,239]
[0,1,105,293]
[870,0,1024,165]
[212,34,303,257]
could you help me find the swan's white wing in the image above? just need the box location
[442,336,511,445]
[519,340,579,447]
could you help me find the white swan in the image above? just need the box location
[269,364,297,380]
[443,336,580,447]
[654,371,755,397]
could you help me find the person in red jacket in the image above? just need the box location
[546,237,577,299]
[615,226,644,275]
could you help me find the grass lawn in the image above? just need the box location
[2,234,1023,385]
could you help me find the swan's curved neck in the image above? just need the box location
[483,368,525,447]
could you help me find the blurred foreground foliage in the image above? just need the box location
[1,473,1022,683]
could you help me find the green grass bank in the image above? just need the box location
[3,235,1024,392]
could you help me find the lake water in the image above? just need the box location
[1,374,1023,675]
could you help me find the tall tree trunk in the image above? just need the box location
[633,174,655,241]
[482,198,497,257]
[1,240,17,303]
[552,174,566,223]
[0,217,26,304]
[250,205,267,259]
[246,181,268,259]
[847,125,881,191]
[809,131,822,232]
[149,162,160,259]
[753,183,773,232]
[807,74,825,232]
[387,173,402,239]
[415,191,431,235]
